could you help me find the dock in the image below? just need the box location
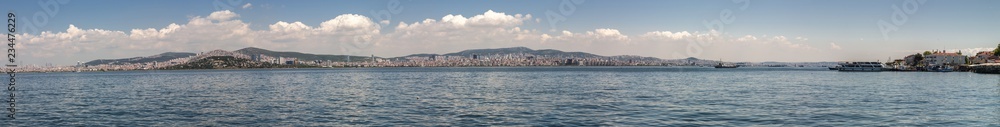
[970,63,1000,74]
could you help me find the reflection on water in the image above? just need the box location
[3,67,999,126]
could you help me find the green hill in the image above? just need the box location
[85,52,196,65]
[163,56,313,69]
[234,47,373,62]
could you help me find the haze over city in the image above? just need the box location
[4,0,999,65]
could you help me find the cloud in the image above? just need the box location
[909,48,996,55]
[592,29,627,40]
[830,43,842,50]
[960,48,995,54]
[318,14,380,34]
[259,14,380,54]
[206,10,239,21]
[795,37,808,41]
[641,31,692,40]
[544,28,630,45]
[18,10,381,64]
[242,3,253,9]
[19,10,835,65]
[383,10,538,50]
[268,21,311,33]
[467,10,531,27]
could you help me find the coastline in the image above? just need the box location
[20,65,990,74]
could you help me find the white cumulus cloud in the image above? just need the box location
[206,10,239,21]
[242,3,252,9]
[18,10,381,64]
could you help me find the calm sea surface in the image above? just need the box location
[3,67,998,126]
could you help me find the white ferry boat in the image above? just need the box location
[838,62,884,72]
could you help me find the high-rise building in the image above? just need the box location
[250,54,260,62]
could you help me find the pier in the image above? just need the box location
[970,63,1000,74]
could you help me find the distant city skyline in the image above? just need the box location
[3,0,999,65]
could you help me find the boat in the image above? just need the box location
[883,64,918,71]
[714,59,739,68]
[838,62,883,72]
[767,65,788,67]
[828,66,840,70]
[715,64,738,68]
[927,65,954,72]
[714,62,739,68]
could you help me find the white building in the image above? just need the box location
[973,51,997,64]
[923,53,966,65]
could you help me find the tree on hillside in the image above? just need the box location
[994,44,1000,57]
[967,56,973,64]
[923,51,932,56]
[911,53,923,66]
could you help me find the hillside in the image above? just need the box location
[84,52,196,65]
[163,56,314,69]
[86,46,672,66]
[234,47,373,62]
[400,47,606,58]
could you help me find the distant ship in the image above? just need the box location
[838,62,883,72]
[714,61,739,68]
[767,65,788,67]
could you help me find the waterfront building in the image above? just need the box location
[923,52,966,66]
[251,54,260,62]
[973,51,998,64]
[904,54,921,66]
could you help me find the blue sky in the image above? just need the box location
[3,0,999,65]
